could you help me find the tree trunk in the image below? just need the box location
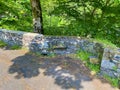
[30,0,44,34]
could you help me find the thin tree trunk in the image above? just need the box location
[30,0,44,34]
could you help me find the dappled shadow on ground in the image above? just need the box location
[8,53,110,89]
[8,53,40,79]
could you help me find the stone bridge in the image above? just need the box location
[0,29,120,78]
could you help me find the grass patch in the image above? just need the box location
[0,40,7,48]
[77,50,100,73]
[77,50,92,61]
[93,38,117,49]
[48,53,56,57]
[10,45,22,50]
[103,74,119,87]
[86,62,100,73]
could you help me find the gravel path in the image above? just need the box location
[0,49,117,90]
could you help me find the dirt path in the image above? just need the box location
[0,49,118,90]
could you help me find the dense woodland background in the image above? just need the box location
[0,0,120,47]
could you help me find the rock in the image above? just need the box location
[103,48,115,61]
[114,55,120,60]
[43,41,49,48]
[100,67,116,77]
[101,60,116,70]
[112,55,120,64]
[89,56,100,64]
[101,48,120,78]
[94,43,104,60]
[84,43,95,53]
[117,69,120,74]
[41,49,49,55]
[90,71,96,75]
[53,45,67,50]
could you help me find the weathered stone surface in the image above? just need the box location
[89,56,100,64]
[0,29,105,56]
[101,48,120,77]
[0,29,44,47]
[94,43,104,61]
[113,54,120,63]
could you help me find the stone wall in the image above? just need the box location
[0,29,104,57]
[101,48,120,78]
[1,29,120,78]
[44,36,104,56]
[0,29,43,47]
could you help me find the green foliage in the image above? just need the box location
[77,49,118,87]
[0,0,33,31]
[93,38,117,48]
[103,74,118,87]
[34,52,43,57]
[0,40,7,48]
[77,50,92,61]
[10,45,22,50]
[77,50,100,73]
[86,63,100,73]
[48,53,56,57]
[0,0,120,47]
[112,66,117,71]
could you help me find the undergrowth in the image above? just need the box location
[0,40,7,48]
[93,38,117,49]
[103,74,119,87]
[77,49,119,88]
[10,44,22,50]
[77,50,100,73]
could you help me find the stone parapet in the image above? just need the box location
[0,29,104,57]
[0,29,43,47]
[1,29,120,78]
[101,48,120,77]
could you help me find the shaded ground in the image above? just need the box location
[0,49,117,90]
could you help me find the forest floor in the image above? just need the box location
[0,48,118,90]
